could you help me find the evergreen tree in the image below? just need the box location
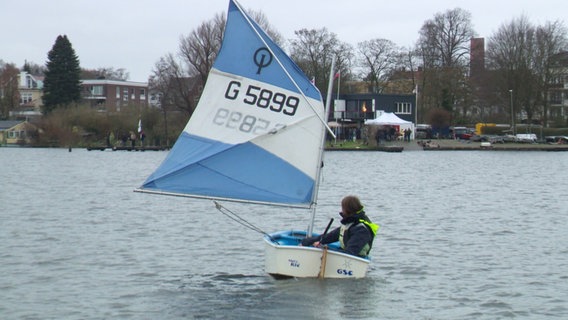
[43,35,82,114]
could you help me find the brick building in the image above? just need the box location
[81,79,148,111]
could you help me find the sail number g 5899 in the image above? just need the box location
[224,80,299,116]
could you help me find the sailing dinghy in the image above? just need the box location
[136,0,371,279]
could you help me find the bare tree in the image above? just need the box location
[0,62,20,119]
[152,9,283,120]
[417,8,474,124]
[149,53,197,116]
[289,28,353,93]
[418,8,474,68]
[533,21,568,126]
[357,38,400,93]
[487,16,567,126]
[178,9,281,86]
[247,10,284,45]
[179,13,225,85]
[81,67,130,80]
[22,61,46,76]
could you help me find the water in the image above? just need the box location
[1,147,567,319]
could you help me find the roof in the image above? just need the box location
[0,120,24,130]
[80,79,148,87]
[365,112,412,125]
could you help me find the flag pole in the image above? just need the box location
[334,70,340,143]
[336,71,340,100]
[414,84,418,125]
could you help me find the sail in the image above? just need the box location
[137,0,325,207]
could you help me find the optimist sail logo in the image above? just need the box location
[253,47,273,74]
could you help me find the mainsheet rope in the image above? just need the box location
[214,201,275,241]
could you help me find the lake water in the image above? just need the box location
[1,147,567,319]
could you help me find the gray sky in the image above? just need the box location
[2,0,565,82]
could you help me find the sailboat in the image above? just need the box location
[136,0,371,279]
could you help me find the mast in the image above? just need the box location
[307,57,336,236]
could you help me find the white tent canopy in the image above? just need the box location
[364,112,415,139]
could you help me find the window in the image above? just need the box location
[116,86,121,99]
[8,130,25,138]
[395,102,412,114]
[123,88,129,101]
[550,91,562,104]
[20,92,33,105]
[139,89,146,100]
[91,85,103,96]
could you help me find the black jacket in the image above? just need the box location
[301,212,374,257]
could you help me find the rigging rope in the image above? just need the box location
[213,201,275,241]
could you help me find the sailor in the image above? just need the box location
[300,195,379,257]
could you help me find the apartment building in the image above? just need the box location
[81,79,148,112]
[549,51,568,123]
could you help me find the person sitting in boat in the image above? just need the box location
[300,195,379,257]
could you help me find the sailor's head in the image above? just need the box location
[340,195,363,218]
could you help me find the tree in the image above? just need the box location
[487,16,567,126]
[289,28,353,94]
[357,38,400,93]
[152,9,283,118]
[81,67,130,80]
[417,8,474,123]
[418,8,473,68]
[22,61,46,76]
[149,53,197,116]
[533,21,568,126]
[42,35,82,114]
[0,62,20,119]
[179,13,225,85]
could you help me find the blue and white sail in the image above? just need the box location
[136,0,326,208]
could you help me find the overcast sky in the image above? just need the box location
[2,0,565,82]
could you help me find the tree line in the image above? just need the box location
[1,6,567,147]
[0,35,131,119]
[0,35,184,147]
[151,7,567,127]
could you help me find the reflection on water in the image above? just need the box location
[1,148,567,319]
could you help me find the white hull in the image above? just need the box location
[264,231,370,279]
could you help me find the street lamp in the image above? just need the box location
[509,89,514,135]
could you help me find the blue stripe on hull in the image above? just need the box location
[142,132,314,205]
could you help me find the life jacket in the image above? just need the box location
[338,210,379,256]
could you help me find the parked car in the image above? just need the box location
[545,136,568,144]
[516,134,537,143]
[415,124,432,139]
[452,127,475,140]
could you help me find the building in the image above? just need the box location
[11,72,44,119]
[548,51,568,124]
[331,93,416,123]
[328,93,416,140]
[11,74,150,115]
[80,79,149,112]
[0,120,38,146]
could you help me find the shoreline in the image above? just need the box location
[419,139,568,151]
[325,139,568,152]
